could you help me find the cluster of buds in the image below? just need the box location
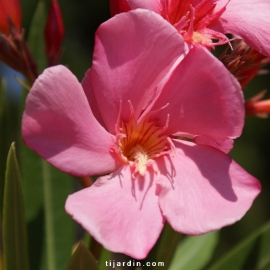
[220,40,270,89]
[0,0,38,84]
[0,25,38,84]
[0,0,64,85]
[220,40,270,117]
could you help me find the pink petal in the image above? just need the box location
[91,9,186,133]
[65,165,164,259]
[157,140,261,235]
[194,136,234,154]
[151,46,244,142]
[211,0,270,57]
[81,68,106,128]
[22,65,119,177]
[126,0,163,14]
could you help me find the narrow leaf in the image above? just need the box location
[0,80,6,218]
[82,232,113,270]
[67,243,100,270]
[145,223,181,269]
[169,232,218,270]
[3,143,29,270]
[0,80,20,218]
[27,0,47,73]
[42,160,57,270]
[209,220,270,270]
[41,161,73,270]
[98,248,113,270]
[19,91,45,270]
[20,91,73,270]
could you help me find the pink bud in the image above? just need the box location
[0,0,21,35]
[245,90,270,118]
[44,0,64,66]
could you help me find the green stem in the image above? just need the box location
[42,160,56,270]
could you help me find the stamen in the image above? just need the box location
[140,102,169,121]
[116,105,171,176]
[128,100,135,118]
[165,0,231,48]
[184,5,195,41]
[115,100,122,133]
[162,114,170,131]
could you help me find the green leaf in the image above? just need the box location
[0,81,20,218]
[20,151,74,270]
[20,145,43,222]
[0,80,6,218]
[3,143,29,270]
[208,220,270,270]
[0,80,4,118]
[41,160,73,270]
[67,243,100,270]
[82,232,113,270]
[144,223,182,269]
[19,90,43,223]
[27,0,47,74]
[168,232,218,270]
[98,248,113,270]
[19,91,73,270]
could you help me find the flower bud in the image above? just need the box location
[245,90,270,118]
[0,0,21,35]
[109,0,130,17]
[220,41,269,88]
[44,0,64,66]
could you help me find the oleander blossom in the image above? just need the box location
[111,0,270,55]
[22,10,261,259]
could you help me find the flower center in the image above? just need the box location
[164,0,229,48]
[184,31,212,44]
[117,116,169,176]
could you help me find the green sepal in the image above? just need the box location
[67,243,100,270]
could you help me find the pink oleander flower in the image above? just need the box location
[22,10,260,259]
[110,0,270,55]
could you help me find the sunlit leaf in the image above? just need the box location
[208,220,270,270]
[67,243,99,270]
[168,232,218,270]
[3,143,29,270]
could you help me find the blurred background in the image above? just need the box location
[1,0,270,269]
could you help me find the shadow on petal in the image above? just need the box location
[177,140,237,202]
